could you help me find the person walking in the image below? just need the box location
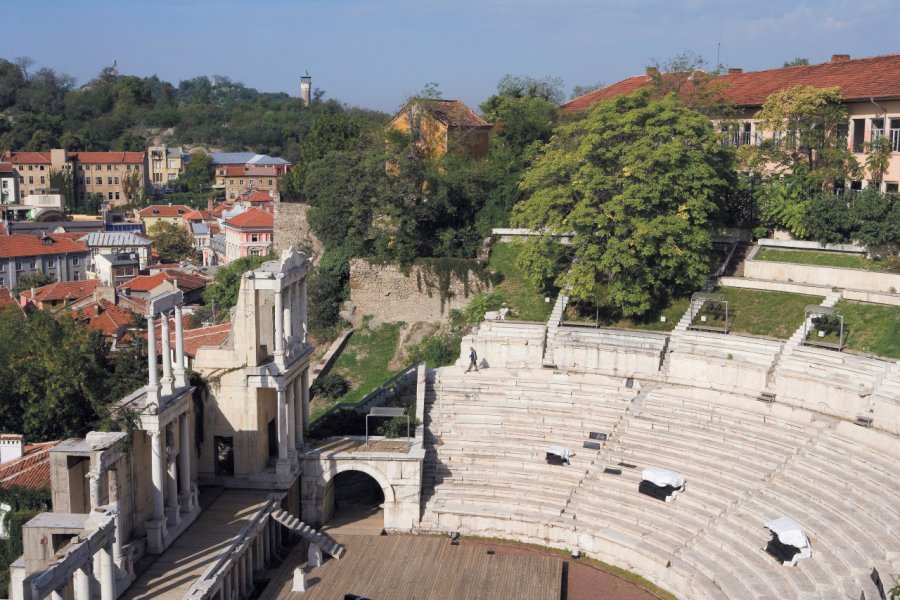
[466,346,479,372]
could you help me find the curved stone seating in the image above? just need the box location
[421,366,900,600]
[458,321,547,369]
[551,327,668,378]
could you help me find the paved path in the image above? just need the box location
[121,491,270,599]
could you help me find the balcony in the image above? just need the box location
[723,131,752,147]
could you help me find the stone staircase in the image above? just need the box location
[271,509,346,559]
[542,294,569,367]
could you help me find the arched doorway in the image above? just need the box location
[324,469,386,535]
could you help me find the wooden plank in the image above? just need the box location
[266,534,561,600]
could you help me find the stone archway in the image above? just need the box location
[325,462,396,505]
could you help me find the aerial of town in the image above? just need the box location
[0,2,898,599]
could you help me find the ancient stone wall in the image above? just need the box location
[347,258,491,324]
[273,201,323,264]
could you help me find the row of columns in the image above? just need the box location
[273,277,308,365]
[276,370,310,470]
[150,411,194,537]
[146,305,189,403]
[48,540,115,600]
[87,459,129,582]
[218,518,281,600]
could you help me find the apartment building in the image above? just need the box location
[148,145,186,190]
[137,204,192,230]
[0,234,90,290]
[0,161,19,204]
[210,152,290,201]
[0,149,72,200]
[222,207,273,263]
[561,53,900,192]
[72,151,147,205]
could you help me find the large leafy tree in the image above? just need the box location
[148,220,195,262]
[203,254,269,310]
[178,150,213,193]
[513,89,733,316]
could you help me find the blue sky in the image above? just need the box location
[7,0,898,113]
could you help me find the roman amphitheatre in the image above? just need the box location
[6,247,898,600]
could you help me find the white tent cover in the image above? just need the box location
[641,467,685,488]
[547,445,575,459]
[765,517,810,549]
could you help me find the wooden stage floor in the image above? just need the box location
[121,490,271,599]
[263,533,563,600]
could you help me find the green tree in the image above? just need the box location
[783,57,810,67]
[13,271,56,295]
[178,150,214,193]
[864,135,893,183]
[148,220,195,263]
[513,90,733,316]
[203,254,269,310]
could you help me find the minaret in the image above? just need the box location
[300,73,311,107]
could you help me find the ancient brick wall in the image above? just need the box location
[347,258,491,324]
[273,201,323,263]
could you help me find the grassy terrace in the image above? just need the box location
[755,248,899,272]
[310,321,402,421]
[836,300,900,358]
[566,296,690,333]
[487,242,554,322]
[709,288,824,339]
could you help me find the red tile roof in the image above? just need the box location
[0,441,57,489]
[20,279,101,304]
[68,151,144,164]
[561,53,900,113]
[75,299,136,337]
[183,209,213,221]
[6,151,52,165]
[138,205,192,218]
[224,208,274,230]
[0,161,14,173]
[118,269,207,293]
[181,322,231,356]
[246,191,273,202]
[217,165,281,177]
[417,99,492,129]
[0,286,17,308]
[0,234,88,259]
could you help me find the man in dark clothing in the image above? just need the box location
[466,347,478,372]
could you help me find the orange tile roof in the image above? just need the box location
[0,441,57,489]
[68,151,144,164]
[246,191,273,202]
[138,205,192,218]
[20,279,101,303]
[224,207,273,230]
[183,209,213,221]
[119,269,207,293]
[75,299,136,337]
[6,151,52,165]
[0,234,88,259]
[561,53,900,113]
[420,99,492,128]
[181,322,231,356]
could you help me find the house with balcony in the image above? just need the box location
[147,146,186,191]
[561,53,900,193]
[222,207,274,264]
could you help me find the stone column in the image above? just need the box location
[146,315,159,404]
[88,470,103,579]
[275,387,289,478]
[74,563,92,600]
[160,312,174,396]
[50,584,66,600]
[150,430,166,524]
[300,369,310,438]
[299,279,308,345]
[274,287,284,356]
[108,467,126,570]
[284,283,293,352]
[100,543,115,600]
[286,383,296,463]
[293,376,304,449]
[223,567,232,600]
[174,304,187,388]
[178,412,194,513]
[165,424,180,526]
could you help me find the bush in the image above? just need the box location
[407,331,461,368]
[310,372,350,400]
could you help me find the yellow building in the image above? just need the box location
[148,146,186,190]
[389,99,492,161]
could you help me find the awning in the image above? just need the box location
[765,517,809,549]
[641,467,685,489]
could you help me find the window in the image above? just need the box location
[168,160,178,169]
[95,165,101,171]
[871,118,885,141]
[73,273,80,281]
[114,177,119,184]
[40,176,45,184]
[107,164,112,171]
[268,179,273,185]
[1,181,6,189]
[115,192,120,200]
[126,165,132,171]
[107,177,112,185]
[152,160,162,169]
[239,179,244,186]
[108,192,113,200]
[15,260,22,271]
[72,257,80,266]
[886,182,899,193]
[39,165,44,171]
[47,258,55,268]
[95,177,102,184]
[850,180,863,192]
[251,234,259,242]
[250,249,260,256]
[29,260,35,269]
[28,176,33,184]
[17,165,22,171]
[28,165,33,171]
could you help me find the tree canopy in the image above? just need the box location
[178,150,213,192]
[513,90,734,316]
[148,220,195,263]
[203,254,270,310]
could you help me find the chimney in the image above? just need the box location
[645,67,659,77]
[94,303,101,317]
[207,196,214,212]
[831,54,850,63]
[0,434,24,464]
[94,285,116,303]
[300,74,312,107]
[728,68,743,75]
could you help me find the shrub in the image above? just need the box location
[310,372,350,400]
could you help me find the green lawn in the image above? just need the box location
[716,288,824,339]
[566,296,690,332]
[487,242,554,322]
[835,300,900,358]
[310,321,402,421]
[756,248,898,272]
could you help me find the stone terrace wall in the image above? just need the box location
[348,258,491,324]
[273,201,323,263]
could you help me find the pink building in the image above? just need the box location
[222,208,274,263]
